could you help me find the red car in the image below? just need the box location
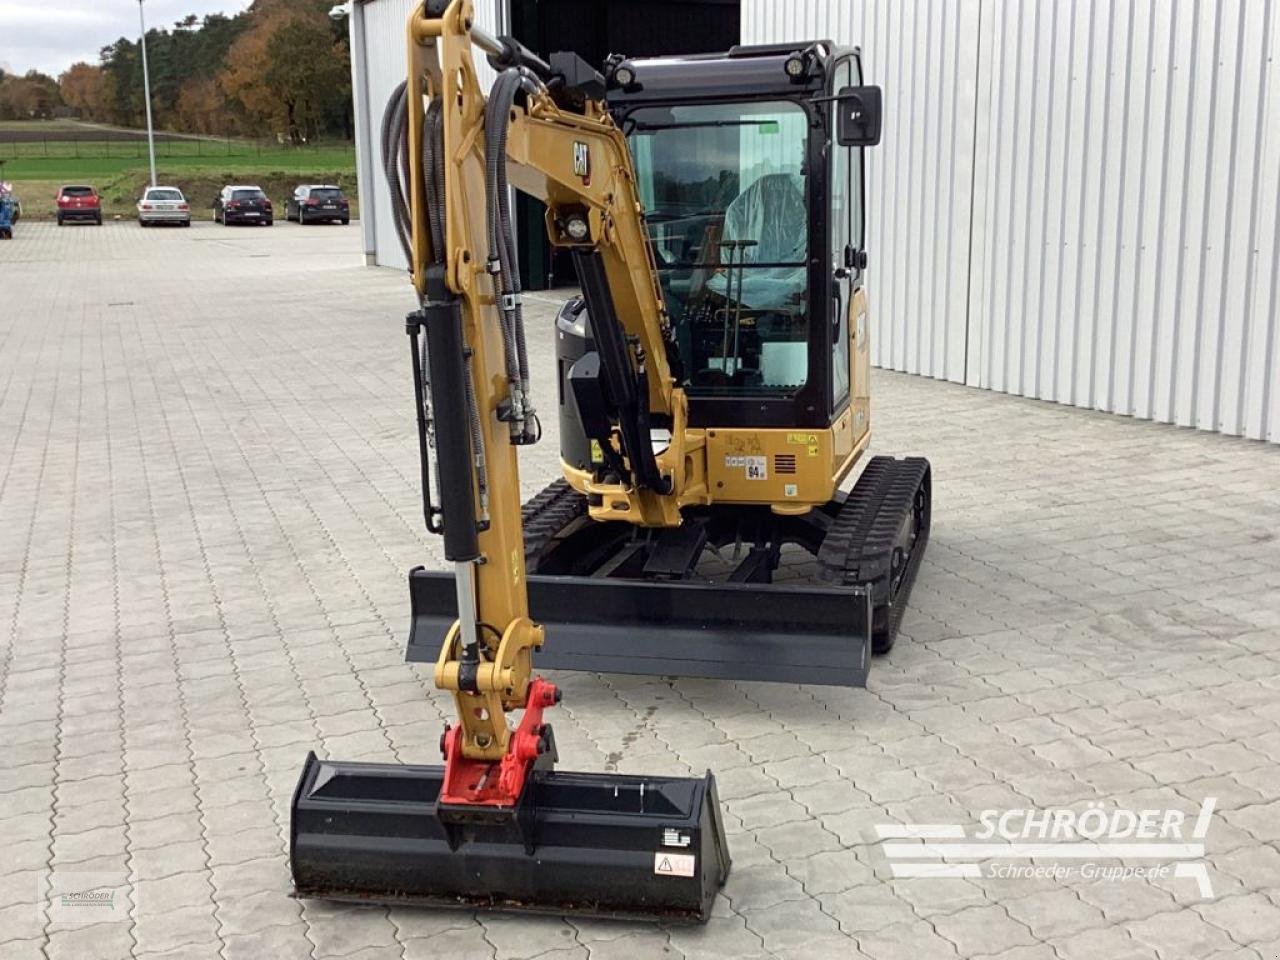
[56,185,103,226]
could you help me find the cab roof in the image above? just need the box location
[606,41,856,105]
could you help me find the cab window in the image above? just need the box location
[627,100,811,397]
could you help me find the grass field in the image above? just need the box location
[1,120,358,222]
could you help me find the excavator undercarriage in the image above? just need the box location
[409,453,930,685]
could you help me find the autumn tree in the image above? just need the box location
[0,70,63,120]
[173,77,225,134]
[50,0,350,139]
[59,63,109,122]
[220,0,350,142]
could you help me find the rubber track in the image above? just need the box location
[521,462,931,654]
[817,456,932,652]
[521,479,588,569]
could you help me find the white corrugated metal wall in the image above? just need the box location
[351,0,503,271]
[743,0,1280,442]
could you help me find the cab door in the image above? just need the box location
[829,55,869,452]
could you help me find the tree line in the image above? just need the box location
[0,0,352,143]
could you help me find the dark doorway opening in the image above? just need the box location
[509,0,741,289]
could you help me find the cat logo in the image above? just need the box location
[572,141,590,183]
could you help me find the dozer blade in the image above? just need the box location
[406,570,873,686]
[290,751,731,922]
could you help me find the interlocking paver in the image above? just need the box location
[933,904,1036,957]
[221,922,314,960]
[0,903,45,943]
[398,925,497,960]
[1128,906,1244,957]
[132,872,215,917]
[1000,888,1107,940]
[212,889,302,937]
[855,918,959,959]
[303,904,398,959]
[816,882,920,934]
[1050,925,1158,960]
[889,877,989,918]
[1196,892,1280,946]
[791,848,876,895]
[480,915,580,959]
[44,922,135,960]
[3,222,1279,959]
[130,904,218,956]
[0,940,48,960]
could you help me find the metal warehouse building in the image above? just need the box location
[348,1,1280,443]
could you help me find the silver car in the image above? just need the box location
[137,186,191,227]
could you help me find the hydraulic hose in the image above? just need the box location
[484,68,542,444]
[484,71,524,434]
[383,79,490,523]
[380,81,412,265]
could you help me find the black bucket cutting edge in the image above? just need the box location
[289,750,731,923]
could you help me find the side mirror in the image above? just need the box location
[837,85,882,147]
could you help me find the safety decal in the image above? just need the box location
[654,852,696,877]
[787,432,820,457]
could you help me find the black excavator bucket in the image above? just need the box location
[290,751,731,921]
[407,570,873,686]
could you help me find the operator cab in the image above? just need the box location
[557,41,877,467]
[613,43,870,429]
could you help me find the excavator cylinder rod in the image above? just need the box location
[289,752,731,922]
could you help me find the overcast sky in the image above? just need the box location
[0,0,254,78]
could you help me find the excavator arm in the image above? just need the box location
[290,3,729,920]
[403,1,697,796]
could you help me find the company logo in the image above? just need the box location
[877,798,1217,898]
[60,889,114,907]
[44,871,130,923]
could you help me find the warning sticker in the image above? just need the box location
[725,455,767,480]
[654,852,696,877]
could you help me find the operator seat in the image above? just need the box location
[713,172,808,310]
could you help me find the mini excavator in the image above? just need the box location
[290,0,930,922]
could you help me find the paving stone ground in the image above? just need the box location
[2,221,1279,960]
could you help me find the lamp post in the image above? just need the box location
[138,0,157,187]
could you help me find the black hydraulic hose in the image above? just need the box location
[508,70,545,443]
[484,68,543,443]
[500,77,537,408]
[381,81,411,265]
[423,99,445,256]
[484,72,523,404]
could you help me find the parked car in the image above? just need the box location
[214,185,273,226]
[56,185,102,226]
[0,193,14,239]
[285,184,350,225]
[0,182,17,224]
[137,186,191,227]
